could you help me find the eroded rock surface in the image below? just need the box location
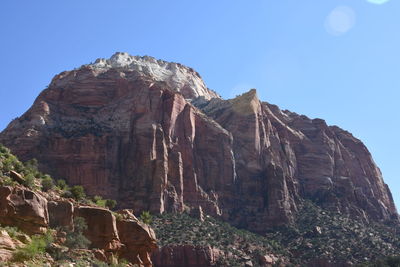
[72,206,157,266]
[0,186,49,234]
[116,209,157,267]
[74,206,122,251]
[0,230,23,261]
[48,200,74,229]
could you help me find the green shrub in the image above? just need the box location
[3,226,19,238]
[105,199,117,209]
[2,157,15,172]
[70,185,86,201]
[93,195,117,210]
[24,158,38,171]
[140,211,152,225]
[41,176,54,192]
[12,231,53,262]
[23,173,36,189]
[56,179,68,190]
[0,176,16,186]
[14,161,24,173]
[64,217,90,249]
[61,190,73,199]
[110,254,130,266]
[0,144,9,154]
[93,195,106,207]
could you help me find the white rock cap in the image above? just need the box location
[86,52,220,100]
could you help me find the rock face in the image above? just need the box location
[48,200,74,229]
[0,230,23,261]
[74,206,122,251]
[0,186,49,234]
[0,52,397,233]
[74,206,157,266]
[116,210,157,267]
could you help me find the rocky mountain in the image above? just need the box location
[0,52,397,238]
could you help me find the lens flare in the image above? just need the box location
[367,0,390,4]
[325,6,356,36]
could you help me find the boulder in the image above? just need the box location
[9,171,25,184]
[74,206,122,252]
[48,200,74,229]
[0,230,22,261]
[0,186,48,234]
[259,255,274,266]
[116,215,157,267]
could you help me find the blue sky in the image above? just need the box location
[1,1,399,207]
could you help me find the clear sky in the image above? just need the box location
[1,1,399,207]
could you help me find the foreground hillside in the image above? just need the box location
[151,203,400,266]
[0,144,156,266]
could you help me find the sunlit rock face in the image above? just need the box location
[0,53,397,233]
[83,52,220,100]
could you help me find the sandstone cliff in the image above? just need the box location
[0,52,396,233]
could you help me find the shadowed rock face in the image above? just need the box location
[0,53,397,233]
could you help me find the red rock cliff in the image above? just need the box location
[0,52,396,232]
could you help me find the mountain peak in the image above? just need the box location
[84,52,220,100]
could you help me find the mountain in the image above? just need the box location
[0,52,397,237]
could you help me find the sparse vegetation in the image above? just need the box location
[151,212,288,265]
[151,201,400,266]
[64,216,90,249]
[105,199,117,209]
[0,144,124,266]
[267,200,400,265]
[93,195,106,207]
[70,185,86,201]
[22,173,36,189]
[92,195,117,210]
[41,175,54,191]
[12,231,53,262]
[56,179,68,190]
[358,256,400,267]
[140,211,152,225]
[2,225,20,238]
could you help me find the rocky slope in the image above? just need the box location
[150,202,400,266]
[0,52,397,236]
[0,144,157,266]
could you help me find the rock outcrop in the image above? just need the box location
[73,206,157,266]
[0,52,396,233]
[48,199,74,229]
[74,206,122,252]
[0,186,49,234]
[0,183,157,265]
[116,209,157,267]
[0,230,23,261]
